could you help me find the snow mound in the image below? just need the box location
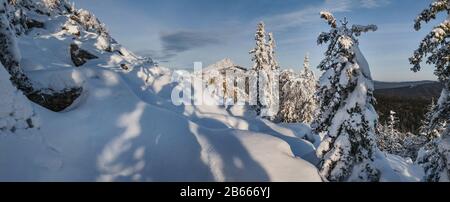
[375,152,424,182]
[28,68,321,182]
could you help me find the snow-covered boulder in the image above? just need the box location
[0,64,39,133]
[70,43,98,67]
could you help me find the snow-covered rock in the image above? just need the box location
[202,58,237,72]
[0,63,39,134]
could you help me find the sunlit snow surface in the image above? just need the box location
[0,0,423,182]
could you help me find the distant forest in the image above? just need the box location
[375,82,443,134]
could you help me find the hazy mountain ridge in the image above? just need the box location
[374,80,439,90]
[375,81,443,99]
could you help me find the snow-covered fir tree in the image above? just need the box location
[416,135,450,182]
[267,32,279,71]
[278,54,318,123]
[249,22,268,116]
[403,132,428,161]
[410,0,450,182]
[278,69,297,122]
[298,54,318,123]
[387,111,400,135]
[376,111,406,157]
[249,22,279,118]
[377,110,428,160]
[313,12,380,182]
[278,69,306,123]
[420,98,445,140]
[266,32,280,117]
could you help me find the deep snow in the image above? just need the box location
[0,1,322,181]
[0,0,424,182]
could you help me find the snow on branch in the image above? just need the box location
[320,11,337,28]
[410,19,450,75]
[414,0,449,31]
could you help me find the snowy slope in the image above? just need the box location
[1,66,322,181]
[31,68,321,182]
[0,0,321,182]
[0,0,425,182]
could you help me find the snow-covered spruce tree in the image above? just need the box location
[420,98,445,140]
[267,32,279,71]
[416,134,450,181]
[278,54,318,123]
[387,110,400,136]
[410,0,450,182]
[403,132,428,161]
[376,111,406,157]
[249,22,268,116]
[278,69,301,122]
[265,32,280,118]
[298,54,318,123]
[249,22,279,118]
[377,110,427,160]
[313,12,380,182]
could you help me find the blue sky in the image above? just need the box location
[72,0,441,81]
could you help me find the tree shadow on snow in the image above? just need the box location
[95,102,216,182]
[249,119,320,166]
[197,126,270,181]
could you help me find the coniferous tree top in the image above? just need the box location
[317,12,377,73]
[313,12,377,134]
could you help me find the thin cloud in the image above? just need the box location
[265,0,352,30]
[360,0,391,9]
[139,31,221,61]
[265,0,389,31]
[160,31,220,55]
